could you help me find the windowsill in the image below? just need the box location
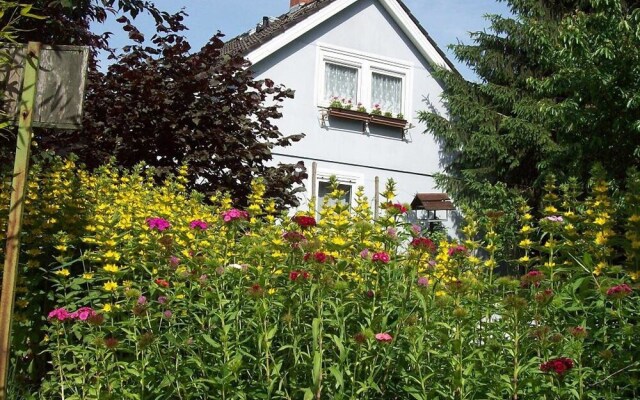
[327,107,371,122]
[370,114,408,129]
[324,107,408,131]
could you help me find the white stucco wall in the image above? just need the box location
[250,0,455,232]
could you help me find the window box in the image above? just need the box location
[370,114,407,129]
[327,107,370,122]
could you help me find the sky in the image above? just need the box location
[96,0,511,80]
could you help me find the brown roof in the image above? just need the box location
[411,193,455,211]
[221,0,339,56]
[221,0,458,73]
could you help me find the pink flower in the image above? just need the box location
[606,283,632,299]
[540,357,574,375]
[221,209,249,223]
[137,296,147,305]
[163,310,173,319]
[292,215,317,228]
[169,256,181,268]
[360,249,370,260]
[384,202,408,214]
[410,237,436,253]
[386,227,398,239]
[189,219,208,230]
[375,332,393,343]
[417,277,429,287]
[371,252,390,264]
[545,215,564,223]
[411,224,422,235]
[448,245,467,257]
[71,307,96,321]
[146,217,171,231]
[47,308,71,322]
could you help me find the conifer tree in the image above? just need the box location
[421,0,640,211]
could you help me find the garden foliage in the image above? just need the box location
[1,159,639,399]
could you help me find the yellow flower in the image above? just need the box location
[176,294,185,299]
[629,214,640,223]
[102,303,112,313]
[268,288,277,295]
[103,264,119,273]
[595,232,608,246]
[484,259,496,268]
[55,269,70,277]
[594,216,608,226]
[103,250,121,261]
[331,237,346,246]
[520,225,532,234]
[103,281,118,292]
[519,239,533,248]
[519,255,530,263]
[544,205,558,214]
[522,213,533,221]
[82,273,94,279]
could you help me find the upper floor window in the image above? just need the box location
[324,63,358,104]
[317,43,413,118]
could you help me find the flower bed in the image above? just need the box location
[2,160,639,399]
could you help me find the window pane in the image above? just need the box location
[371,73,402,115]
[325,63,358,103]
[317,181,352,214]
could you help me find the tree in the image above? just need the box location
[420,0,640,211]
[1,1,307,208]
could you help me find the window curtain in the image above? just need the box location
[371,73,402,115]
[324,63,358,103]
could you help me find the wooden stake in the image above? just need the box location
[0,41,40,400]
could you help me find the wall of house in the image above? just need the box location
[251,0,457,233]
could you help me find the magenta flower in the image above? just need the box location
[417,277,429,287]
[545,215,564,223]
[448,245,467,257]
[606,283,632,299]
[189,219,208,230]
[371,252,390,264]
[47,308,71,322]
[163,310,173,319]
[221,208,249,223]
[169,256,181,268]
[137,296,147,305]
[158,296,168,304]
[146,217,171,231]
[375,332,393,343]
[71,307,96,321]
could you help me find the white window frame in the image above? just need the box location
[314,168,364,214]
[316,43,413,118]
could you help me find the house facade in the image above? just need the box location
[224,0,457,230]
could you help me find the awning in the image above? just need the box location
[411,193,455,211]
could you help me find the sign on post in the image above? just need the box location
[0,44,89,129]
[0,42,88,400]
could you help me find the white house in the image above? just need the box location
[223,0,457,230]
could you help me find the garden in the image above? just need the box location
[1,159,638,399]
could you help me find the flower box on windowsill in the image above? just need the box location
[370,114,408,129]
[327,107,370,122]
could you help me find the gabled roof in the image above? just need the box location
[222,0,458,73]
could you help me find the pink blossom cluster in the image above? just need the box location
[221,208,249,223]
[545,215,564,223]
[448,244,467,257]
[410,237,436,253]
[540,357,574,375]
[372,252,390,264]
[189,219,208,230]
[48,307,96,322]
[375,332,393,343]
[606,283,633,299]
[146,217,171,231]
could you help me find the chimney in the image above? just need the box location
[290,0,314,8]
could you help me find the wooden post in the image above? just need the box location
[374,176,380,219]
[0,42,40,400]
[311,161,317,201]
